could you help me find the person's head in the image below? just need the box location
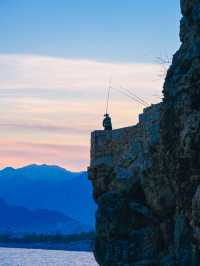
[104,113,109,117]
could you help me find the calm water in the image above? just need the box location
[0,247,98,266]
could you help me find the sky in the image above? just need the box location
[0,0,181,171]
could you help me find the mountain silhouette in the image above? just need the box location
[0,164,96,227]
[0,198,90,235]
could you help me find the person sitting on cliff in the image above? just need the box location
[103,113,112,130]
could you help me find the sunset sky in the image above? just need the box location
[0,1,180,171]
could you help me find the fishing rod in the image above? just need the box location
[112,86,148,107]
[105,79,112,114]
[120,86,149,106]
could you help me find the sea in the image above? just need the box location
[0,247,98,266]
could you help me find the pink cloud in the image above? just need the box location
[0,141,89,171]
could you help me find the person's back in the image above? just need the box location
[103,114,112,130]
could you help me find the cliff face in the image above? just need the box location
[89,0,200,265]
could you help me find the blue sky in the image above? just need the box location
[0,0,180,62]
[0,1,181,170]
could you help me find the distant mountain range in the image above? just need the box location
[0,164,96,234]
[0,198,90,235]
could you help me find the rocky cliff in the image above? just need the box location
[89,0,200,265]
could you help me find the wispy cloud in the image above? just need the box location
[0,54,164,170]
[0,122,89,135]
[0,141,89,171]
[0,53,163,92]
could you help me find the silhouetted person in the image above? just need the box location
[103,114,112,130]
